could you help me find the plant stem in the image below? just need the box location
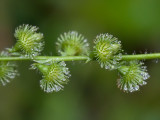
[121,53,160,60]
[0,56,90,61]
[0,53,160,61]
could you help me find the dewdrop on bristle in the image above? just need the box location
[9,24,44,57]
[33,61,71,93]
[0,51,18,86]
[117,60,150,93]
[56,31,90,56]
[94,33,122,70]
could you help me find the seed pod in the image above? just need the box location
[56,31,89,56]
[9,24,44,57]
[0,51,18,86]
[117,60,150,93]
[94,33,122,70]
[32,61,71,93]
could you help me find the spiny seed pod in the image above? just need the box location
[94,33,122,70]
[0,51,18,86]
[56,31,89,56]
[9,24,44,57]
[117,60,150,93]
[32,61,71,93]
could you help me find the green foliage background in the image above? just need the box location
[1,0,160,120]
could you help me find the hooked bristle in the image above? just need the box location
[94,33,122,70]
[117,60,150,93]
[56,31,90,56]
[9,24,44,57]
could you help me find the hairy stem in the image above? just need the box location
[121,53,160,60]
[0,53,160,61]
[0,56,90,61]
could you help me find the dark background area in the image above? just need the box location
[1,0,160,120]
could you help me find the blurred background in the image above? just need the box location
[1,0,160,120]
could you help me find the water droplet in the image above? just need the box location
[141,72,150,80]
[124,84,128,91]
[118,41,121,44]
[134,85,139,91]
[84,39,87,43]
[142,81,147,85]
[105,65,110,69]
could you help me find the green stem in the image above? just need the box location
[0,56,89,61]
[121,53,160,60]
[0,53,160,61]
